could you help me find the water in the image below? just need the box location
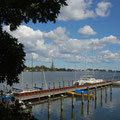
[32,87,120,120]
[0,71,120,120]
[0,71,119,90]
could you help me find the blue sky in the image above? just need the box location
[4,0,120,70]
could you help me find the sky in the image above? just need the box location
[3,0,120,70]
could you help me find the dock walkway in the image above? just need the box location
[15,80,116,101]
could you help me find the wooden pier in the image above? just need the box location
[15,80,115,101]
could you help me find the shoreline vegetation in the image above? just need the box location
[25,65,120,72]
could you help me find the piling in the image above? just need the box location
[59,81,61,88]
[81,91,84,104]
[41,82,44,89]
[101,87,103,107]
[87,100,89,115]
[87,87,90,101]
[26,84,28,91]
[95,87,97,109]
[61,95,64,120]
[49,82,51,89]
[68,81,70,87]
[110,85,112,101]
[72,80,73,86]
[63,81,65,88]
[53,82,55,89]
[81,91,84,115]
[105,86,107,103]
[48,95,51,120]
[71,93,74,119]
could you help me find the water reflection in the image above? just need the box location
[31,87,120,120]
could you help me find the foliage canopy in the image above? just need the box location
[0,0,67,86]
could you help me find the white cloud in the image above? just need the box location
[58,0,111,21]
[3,25,120,64]
[100,50,120,62]
[96,1,111,17]
[58,0,95,21]
[78,25,97,37]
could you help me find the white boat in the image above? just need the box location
[73,76,104,86]
[112,81,120,86]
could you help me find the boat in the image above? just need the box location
[112,81,120,86]
[73,76,104,86]
[66,89,94,99]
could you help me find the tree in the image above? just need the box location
[0,31,25,86]
[0,0,67,86]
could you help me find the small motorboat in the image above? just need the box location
[66,89,94,99]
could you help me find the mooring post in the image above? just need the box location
[87,100,89,115]
[68,81,70,87]
[26,84,28,91]
[60,94,64,120]
[87,87,90,101]
[53,82,55,89]
[81,91,84,104]
[49,82,51,89]
[110,85,112,101]
[95,87,97,99]
[48,95,51,120]
[95,87,97,109]
[101,87,103,107]
[72,93,74,108]
[110,85,112,94]
[63,81,65,88]
[41,82,44,89]
[105,86,107,96]
[81,91,84,115]
[72,80,73,86]
[59,81,61,88]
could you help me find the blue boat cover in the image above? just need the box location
[34,87,43,90]
[75,89,91,94]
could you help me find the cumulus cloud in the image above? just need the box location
[58,0,111,21]
[58,0,95,21]
[100,50,120,62]
[78,25,97,37]
[3,25,120,64]
[96,1,111,17]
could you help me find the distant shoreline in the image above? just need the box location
[24,65,120,72]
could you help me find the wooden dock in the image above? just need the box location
[15,80,115,101]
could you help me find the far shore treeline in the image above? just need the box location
[24,65,120,72]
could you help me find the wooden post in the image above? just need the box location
[41,82,44,89]
[68,81,70,87]
[87,87,90,101]
[59,81,61,88]
[95,87,97,109]
[87,100,89,115]
[48,95,51,120]
[72,80,73,86]
[26,84,28,91]
[81,91,84,104]
[105,86,107,103]
[63,81,65,88]
[53,82,55,89]
[60,95,64,120]
[110,85,112,101]
[81,91,84,115]
[49,82,51,89]
[61,95,64,111]
[101,87,103,107]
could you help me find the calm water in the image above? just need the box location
[32,87,120,120]
[0,71,120,120]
